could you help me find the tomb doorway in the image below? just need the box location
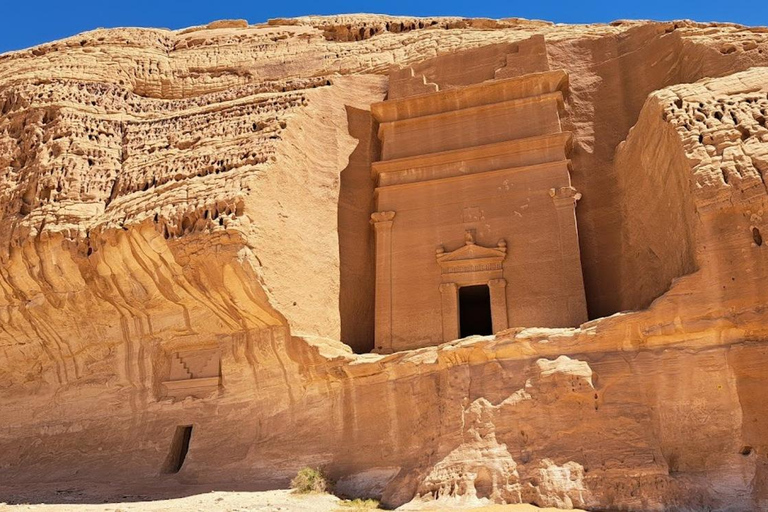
[162,425,193,474]
[459,285,493,338]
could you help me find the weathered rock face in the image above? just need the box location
[1,15,768,511]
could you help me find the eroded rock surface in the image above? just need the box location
[1,15,768,511]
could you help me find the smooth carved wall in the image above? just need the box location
[371,64,588,352]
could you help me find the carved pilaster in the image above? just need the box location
[549,186,588,324]
[371,211,396,353]
[439,282,459,343]
[488,278,509,333]
[549,186,582,252]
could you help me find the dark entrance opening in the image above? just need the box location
[162,425,193,474]
[459,285,493,338]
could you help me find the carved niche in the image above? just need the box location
[435,231,509,342]
[162,349,221,399]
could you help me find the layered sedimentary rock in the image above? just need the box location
[1,15,768,511]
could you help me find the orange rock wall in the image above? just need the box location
[615,96,698,311]
[0,16,768,511]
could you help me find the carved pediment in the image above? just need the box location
[436,234,507,274]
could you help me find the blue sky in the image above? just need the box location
[2,0,768,54]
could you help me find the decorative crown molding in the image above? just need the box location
[549,186,582,208]
[371,211,396,224]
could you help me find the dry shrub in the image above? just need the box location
[290,466,330,494]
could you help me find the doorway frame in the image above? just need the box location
[436,235,509,342]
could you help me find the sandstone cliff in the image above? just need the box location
[1,15,768,511]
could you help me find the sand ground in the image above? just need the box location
[0,489,583,511]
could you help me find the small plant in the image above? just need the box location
[338,498,381,510]
[290,466,330,494]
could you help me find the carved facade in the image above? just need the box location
[370,38,588,352]
[163,349,221,399]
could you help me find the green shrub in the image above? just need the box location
[290,466,330,494]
